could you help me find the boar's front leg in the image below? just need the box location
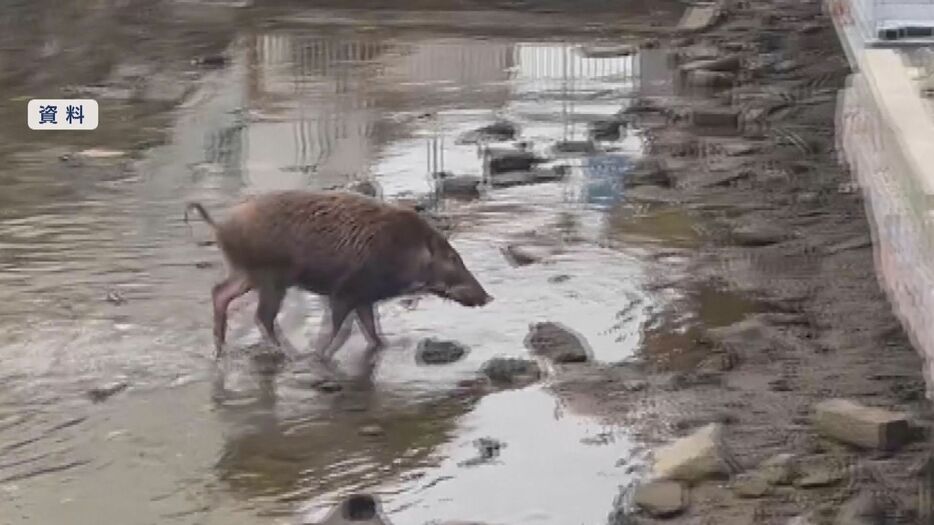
[355,303,384,350]
[317,295,354,359]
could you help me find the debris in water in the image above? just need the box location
[105,290,126,305]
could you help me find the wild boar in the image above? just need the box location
[185,190,493,358]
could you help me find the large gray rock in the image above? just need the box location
[651,423,730,483]
[524,322,591,363]
[814,398,911,451]
[632,480,688,518]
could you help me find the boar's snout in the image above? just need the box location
[448,282,493,307]
[427,237,493,308]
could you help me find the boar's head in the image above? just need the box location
[423,231,492,308]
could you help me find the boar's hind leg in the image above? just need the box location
[255,281,286,349]
[355,303,384,350]
[212,274,252,357]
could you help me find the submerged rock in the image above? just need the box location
[416,338,469,365]
[502,243,546,266]
[480,357,541,387]
[309,493,392,525]
[87,381,129,403]
[524,322,591,363]
[456,120,518,144]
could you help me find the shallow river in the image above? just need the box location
[0,2,696,524]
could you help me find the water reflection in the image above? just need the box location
[0,6,669,525]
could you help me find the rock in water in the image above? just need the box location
[456,120,518,144]
[87,381,129,402]
[480,357,541,387]
[416,338,469,365]
[309,493,393,525]
[435,173,481,199]
[524,322,591,363]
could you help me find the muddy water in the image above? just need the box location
[1,4,688,525]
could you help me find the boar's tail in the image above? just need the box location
[184,202,217,229]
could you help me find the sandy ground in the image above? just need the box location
[547,0,934,523]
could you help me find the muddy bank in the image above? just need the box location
[547,0,934,522]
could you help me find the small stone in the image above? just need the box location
[691,108,740,129]
[758,453,797,485]
[652,423,730,483]
[835,491,885,525]
[732,223,787,246]
[578,44,637,58]
[485,149,543,174]
[311,380,343,393]
[814,398,911,451]
[502,243,549,266]
[680,55,742,73]
[548,274,571,284]
[552,140,596,154]
[698,351,738,372]
[524,322,591,363]
[632,480,688,518]
[87,381,129,402]
[416,338,469,365]
[346,179,382,198]
[456,120,518,144]
[732,472,770,498]
[192,55,227,68]
[589,118,627,141]
[359,424,384,437]
[480,357,541,387]
[795,459,844,488]
[685,70,736,88]
[621,380,649,392]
